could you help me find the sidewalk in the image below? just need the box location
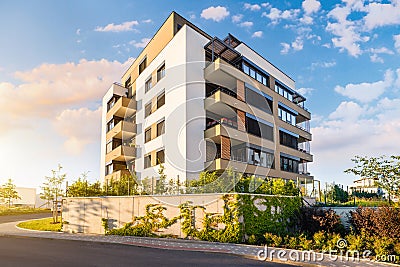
[0,219,394,267]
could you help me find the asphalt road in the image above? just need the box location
[0,212,52,224]
[0,236,295,267]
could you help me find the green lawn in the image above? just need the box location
[17,218,62,232]
[0,206,51,216]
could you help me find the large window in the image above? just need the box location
[144,102,152,118]
[157,120,165,137]
[156,150,165,164]
[157,92,165,108]
[231,142,274,168]
[106,139,122,154]
[248,147,274,168]
[242,62,269,87]
[107,95,119,111]
[106,117,122,132]
[157,64,165,81]
[275,83,293,102]
[139,57,147,74]
[245,115,274,141]
[145,77,152,93]
[280,155,299,173]
[105,163,113,176]
[245,86,273,114]
[144,154,152,169]
[145,128,151,143]
[278,107,296,126]
[279,130,298,149]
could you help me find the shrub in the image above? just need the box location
[293,206,344,236]
[374,237,395,256]
[313,231,326,250]
[247,234,257,245]
[298,234,312,250]
[349,207,400,239]
[264,232,283,247]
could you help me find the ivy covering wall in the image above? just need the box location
[103,193,302,244]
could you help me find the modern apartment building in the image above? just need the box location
[100,12,313,187]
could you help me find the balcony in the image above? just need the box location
[278,120,312,141]
[105,145,136,163]
[105,169,131,182]
[279,145,313,162]
[106,96,136,121]
[106,121,136,141]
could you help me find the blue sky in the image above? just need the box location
[0,0,399,189]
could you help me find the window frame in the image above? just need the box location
[144,128,152,143]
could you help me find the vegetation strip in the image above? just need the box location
[17,218,62,232]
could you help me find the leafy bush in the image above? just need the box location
[293,206,344,236]
[264,232,283,247]
[298,234,312,250]
[350,207,400,239]
[313,231,326,250]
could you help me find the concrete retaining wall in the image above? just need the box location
[62,194,227,236]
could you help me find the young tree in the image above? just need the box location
[155,163,167,194]
[325,184,348,203]
[68,172,103,197]
[41,164,66,223]
[0,179,20,208]
[345,155,400,201]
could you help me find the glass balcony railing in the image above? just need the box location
[206,86,237,99]
[206,118,238,130]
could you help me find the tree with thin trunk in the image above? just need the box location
[41,164,66,223]
[345,155,400,202]
[0,179,20,208]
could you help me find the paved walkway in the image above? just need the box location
[0,219,395,267]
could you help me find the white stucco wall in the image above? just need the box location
[135,24,209,182]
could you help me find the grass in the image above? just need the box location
[0,206,51,216]
[17,218,62,232]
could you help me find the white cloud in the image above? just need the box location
[244,3,261,11]
[328,101,365,121]
[394,34,400,53]
[300,15,314,25]
[142,19,152,23]
[262,8,300,25]
[311,97,400,186]
[261,3,271,8]
[189,14,196,20]
[232,14,243,23]
[130,38,151,48]
[201,6,229,22]
[296,87,314,97]
[363,1,400,30]
[280,42,290,54]
[310,61,336,70]
[325,1,400,57]
[334,69,394,103]
[0,58,132,128]
[76,29,81,35]
[369,47,394,55]
[279,37,304,54]
[95,21,139,32]
[252,31,263,38]
[368,47,393,63]
[292,37,304,51]
[240,21,253,27]
[54,107,101,155]
[370,54,384,63]
[302,0,321,15]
